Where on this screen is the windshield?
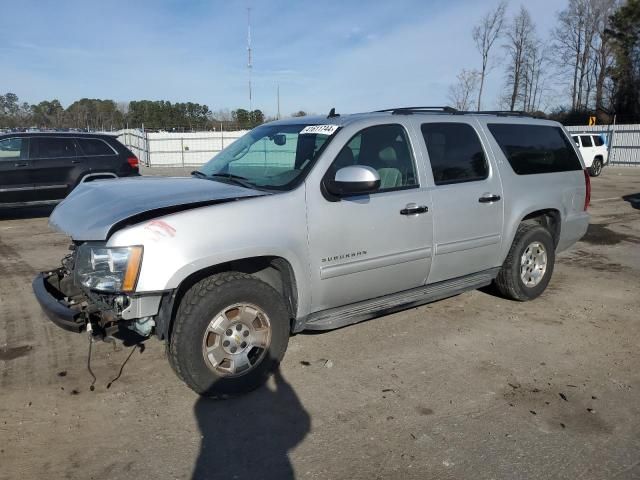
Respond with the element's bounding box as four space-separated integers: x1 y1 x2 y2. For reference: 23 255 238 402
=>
196 123 339 191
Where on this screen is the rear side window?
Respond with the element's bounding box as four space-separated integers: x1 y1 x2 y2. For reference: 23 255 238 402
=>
593 135 604 146
421 123 488 185
77 138 116 156
30 137 77 159
0 137 26 161
488 124 582 175
580 135 593 147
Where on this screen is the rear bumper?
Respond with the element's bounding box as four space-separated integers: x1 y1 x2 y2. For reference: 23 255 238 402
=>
32 273 86 333
557 212 590 252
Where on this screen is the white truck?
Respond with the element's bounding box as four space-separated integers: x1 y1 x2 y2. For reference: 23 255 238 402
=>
571 132 609 177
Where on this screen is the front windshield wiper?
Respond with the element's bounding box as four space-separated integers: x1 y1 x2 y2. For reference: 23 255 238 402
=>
208 173 256 189
191 170 208 178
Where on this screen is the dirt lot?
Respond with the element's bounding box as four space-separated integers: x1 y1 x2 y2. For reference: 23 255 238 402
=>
1 167 639 480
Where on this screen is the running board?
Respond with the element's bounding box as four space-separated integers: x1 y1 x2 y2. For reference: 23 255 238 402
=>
301 268 500 331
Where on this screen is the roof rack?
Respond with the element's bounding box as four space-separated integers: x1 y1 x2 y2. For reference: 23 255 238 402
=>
467 110 532 117
375 106 458 115
375 107 532 117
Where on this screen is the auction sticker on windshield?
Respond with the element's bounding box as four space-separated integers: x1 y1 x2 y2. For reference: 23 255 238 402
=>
300 125 340 135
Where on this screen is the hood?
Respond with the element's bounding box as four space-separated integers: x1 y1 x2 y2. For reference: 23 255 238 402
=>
49 176 266 240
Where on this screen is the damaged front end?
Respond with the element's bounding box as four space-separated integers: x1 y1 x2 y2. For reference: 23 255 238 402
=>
33 246 168 340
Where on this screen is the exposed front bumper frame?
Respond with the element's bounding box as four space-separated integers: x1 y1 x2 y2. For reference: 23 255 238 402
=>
33 270 169 337
32 272 87 333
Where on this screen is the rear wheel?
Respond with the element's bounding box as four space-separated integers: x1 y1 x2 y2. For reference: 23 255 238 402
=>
495 224 555 301
168 272 290 398
589 157 603 177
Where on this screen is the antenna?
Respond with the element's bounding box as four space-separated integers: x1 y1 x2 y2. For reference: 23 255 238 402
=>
247 7 253 112
277 84 280 120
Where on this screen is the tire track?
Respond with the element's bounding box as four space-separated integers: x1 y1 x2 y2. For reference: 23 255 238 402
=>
0 232 70 388
0 236 38 387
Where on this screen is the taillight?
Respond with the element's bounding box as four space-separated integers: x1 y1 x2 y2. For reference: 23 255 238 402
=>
583 168 591 211
127 156 139 169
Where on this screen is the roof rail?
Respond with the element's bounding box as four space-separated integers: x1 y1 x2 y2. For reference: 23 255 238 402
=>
375 107 533 117
375 106 458 115
467 110 532 117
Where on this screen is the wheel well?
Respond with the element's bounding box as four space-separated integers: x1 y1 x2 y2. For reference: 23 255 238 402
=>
81 173 118 182
521 209 561 247
161 256 298 341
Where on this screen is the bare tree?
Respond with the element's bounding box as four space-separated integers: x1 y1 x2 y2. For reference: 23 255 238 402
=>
513 35 550 113
448 69 481 110
592 0 618 114
473 1 507 111
211 109 233 122
117 101 129 115
504 6 536 111
552 0 604 110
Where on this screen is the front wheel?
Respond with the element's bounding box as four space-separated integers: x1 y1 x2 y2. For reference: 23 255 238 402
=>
168 272 290 398
495 224 555 301
589 158 603 177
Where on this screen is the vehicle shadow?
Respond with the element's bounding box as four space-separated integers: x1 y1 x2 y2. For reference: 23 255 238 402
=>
192 368 310 480
0 205 55 220
622 193 640 210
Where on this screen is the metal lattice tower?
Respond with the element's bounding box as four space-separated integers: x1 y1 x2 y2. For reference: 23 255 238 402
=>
247 7 253 112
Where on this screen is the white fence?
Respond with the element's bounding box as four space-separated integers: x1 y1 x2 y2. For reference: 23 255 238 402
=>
116 129 248 167
566 124 640 166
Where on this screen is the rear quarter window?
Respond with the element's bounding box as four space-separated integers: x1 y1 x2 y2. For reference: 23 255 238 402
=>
593 135 604 146
77 138 116 156
488 124 582 175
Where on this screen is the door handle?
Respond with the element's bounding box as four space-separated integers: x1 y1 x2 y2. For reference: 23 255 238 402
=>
478 194 501 203
71 160 81 164
400 204 428 215
14 162 28 167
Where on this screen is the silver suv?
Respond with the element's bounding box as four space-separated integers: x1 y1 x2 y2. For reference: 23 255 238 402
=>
33 107 590 397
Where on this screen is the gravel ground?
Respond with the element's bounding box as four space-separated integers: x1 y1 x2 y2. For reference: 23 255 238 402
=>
0 167 639 480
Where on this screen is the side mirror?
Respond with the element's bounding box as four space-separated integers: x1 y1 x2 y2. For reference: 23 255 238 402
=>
272 134 287 146
325 165 380 196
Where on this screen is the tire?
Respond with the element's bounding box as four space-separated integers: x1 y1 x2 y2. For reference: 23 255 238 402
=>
168 271 290 398
495 224 555 301
589 157 603 177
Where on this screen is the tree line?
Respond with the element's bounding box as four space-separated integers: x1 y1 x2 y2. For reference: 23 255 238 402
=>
0 95 270 131
448 0 640 123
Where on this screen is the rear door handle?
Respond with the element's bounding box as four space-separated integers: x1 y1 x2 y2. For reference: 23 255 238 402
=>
14 162 28 167
478 194 501 203
71 159 81 164
400 204 429 215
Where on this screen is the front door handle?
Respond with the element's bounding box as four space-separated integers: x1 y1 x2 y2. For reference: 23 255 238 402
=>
400 204 429 215
14 162 28 167
478 194 501 203
71 160 81 164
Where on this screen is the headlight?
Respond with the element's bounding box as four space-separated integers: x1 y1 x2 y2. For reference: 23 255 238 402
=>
74 244 143 293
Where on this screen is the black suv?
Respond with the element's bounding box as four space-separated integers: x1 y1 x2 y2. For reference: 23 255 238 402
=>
0 132 139 207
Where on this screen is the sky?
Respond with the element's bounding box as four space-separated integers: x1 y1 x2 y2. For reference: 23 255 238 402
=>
0 0 568 117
